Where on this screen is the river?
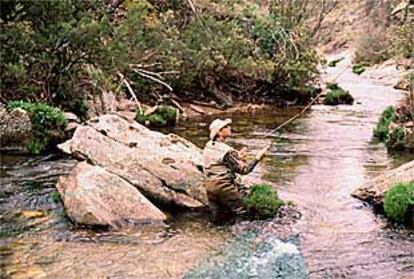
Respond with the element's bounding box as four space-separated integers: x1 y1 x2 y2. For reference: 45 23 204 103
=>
1 63 413 278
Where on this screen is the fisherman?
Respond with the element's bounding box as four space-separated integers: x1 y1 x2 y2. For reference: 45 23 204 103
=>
203 118 270 223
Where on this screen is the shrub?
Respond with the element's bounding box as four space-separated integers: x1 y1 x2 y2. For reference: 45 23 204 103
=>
135 105 177 127
7 101 67 154
373 106 396 142
352 63 367 75
243 184 284 219
324 85 354 106
383 182 414 223
386 127 405 151
326 82 340 90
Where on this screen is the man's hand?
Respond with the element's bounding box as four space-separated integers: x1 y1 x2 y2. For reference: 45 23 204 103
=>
255 143 271 161
238 147 248 160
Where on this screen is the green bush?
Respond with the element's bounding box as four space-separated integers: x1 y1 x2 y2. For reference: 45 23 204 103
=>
323 85 354 106
352 63 367 75
326 82 340 90
383 182 414 223
135 105 177 127
243 184 284 219
373 106 396 142
7 101 67 154
386 127 405 151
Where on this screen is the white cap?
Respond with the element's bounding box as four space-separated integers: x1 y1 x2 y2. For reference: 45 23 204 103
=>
209 118 232 140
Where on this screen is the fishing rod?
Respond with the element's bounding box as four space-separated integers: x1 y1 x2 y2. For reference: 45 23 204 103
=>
260 67 349 141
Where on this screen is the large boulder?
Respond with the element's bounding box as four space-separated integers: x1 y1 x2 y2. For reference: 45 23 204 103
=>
0 106 32 151
58 113 208 209
352 160 414 207
57 161 167 227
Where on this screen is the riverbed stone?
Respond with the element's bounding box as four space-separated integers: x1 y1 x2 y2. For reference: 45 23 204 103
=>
352 160 414 207
0 106 32 151
58 114 207 209
57 161 167 227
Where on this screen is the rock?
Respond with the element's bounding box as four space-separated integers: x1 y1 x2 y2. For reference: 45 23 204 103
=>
0 107 32 151
116 98 139 111
63 112 80 123
58 114 207 209
57 162 167 227
393 77 411 91
86 90 118 118
64 122 80 132
352 160 414 207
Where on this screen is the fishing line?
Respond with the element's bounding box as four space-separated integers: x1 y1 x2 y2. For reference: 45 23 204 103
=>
260 67 349 141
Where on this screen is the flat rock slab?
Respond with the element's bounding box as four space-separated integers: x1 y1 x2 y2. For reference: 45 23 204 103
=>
184 231 308 279
352 160 414 206
58 114 207 209
57 162 167 227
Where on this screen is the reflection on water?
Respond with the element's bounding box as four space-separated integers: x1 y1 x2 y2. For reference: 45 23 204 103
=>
1 66 414 278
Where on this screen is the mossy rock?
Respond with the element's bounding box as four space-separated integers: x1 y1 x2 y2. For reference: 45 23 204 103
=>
243 184 284 219
136 105 177 127
323 85 354 106
383 182 414 224
7 101 67 154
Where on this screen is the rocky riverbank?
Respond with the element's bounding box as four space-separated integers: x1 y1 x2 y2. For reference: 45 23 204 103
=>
56 113 210 227
352 160 414 208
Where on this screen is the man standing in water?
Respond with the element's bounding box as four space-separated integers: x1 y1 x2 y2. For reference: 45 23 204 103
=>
203 118 270 223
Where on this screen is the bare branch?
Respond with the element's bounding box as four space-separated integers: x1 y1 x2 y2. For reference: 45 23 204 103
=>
117 72 143 114
132 69 173 92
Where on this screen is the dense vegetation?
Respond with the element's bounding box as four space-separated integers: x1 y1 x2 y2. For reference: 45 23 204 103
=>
0 0 327 115
373 106 396 142
136 105 177 127
374 73 414 151
323 82 354 106
383 182 414 223
243 184 284 219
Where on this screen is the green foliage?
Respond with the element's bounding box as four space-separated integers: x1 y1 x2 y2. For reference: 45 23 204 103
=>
323 85 354 106
328 57 344 67
373 106 396 142
383 182 414 223
326 82 340 90
7 101 67 153
135 105 177 127
27 139 44 155
51 191 62 203
243 184 284 219
386 127 405 151
0 0 320 110
352 63 367 75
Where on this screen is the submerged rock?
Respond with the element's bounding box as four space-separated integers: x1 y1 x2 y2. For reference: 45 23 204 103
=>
352 160 414 207
57 162 167 227
58 114 207 209
184 231 308 279
0 106 32 151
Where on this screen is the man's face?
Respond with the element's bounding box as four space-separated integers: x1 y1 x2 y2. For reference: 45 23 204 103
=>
218 125 232 138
